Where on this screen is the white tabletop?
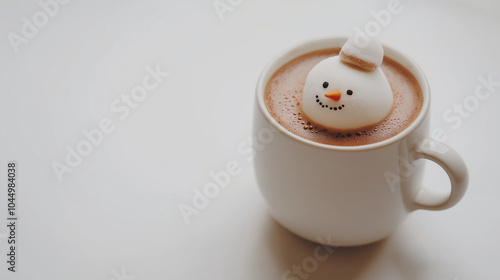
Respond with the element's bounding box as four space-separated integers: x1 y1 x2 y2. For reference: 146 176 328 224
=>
1 0 499 279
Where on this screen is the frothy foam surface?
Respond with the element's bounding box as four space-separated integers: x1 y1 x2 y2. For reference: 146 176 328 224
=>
264 48 423 146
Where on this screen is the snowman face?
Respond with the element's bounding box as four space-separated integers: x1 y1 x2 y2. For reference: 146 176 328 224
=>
302 56 393 130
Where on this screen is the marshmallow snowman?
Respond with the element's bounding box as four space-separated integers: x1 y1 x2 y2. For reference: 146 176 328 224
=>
302 37 393 130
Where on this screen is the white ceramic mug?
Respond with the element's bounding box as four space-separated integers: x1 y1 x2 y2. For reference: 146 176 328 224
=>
252 37 469 246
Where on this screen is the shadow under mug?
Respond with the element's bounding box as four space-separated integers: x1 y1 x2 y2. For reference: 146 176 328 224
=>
252 37 468 246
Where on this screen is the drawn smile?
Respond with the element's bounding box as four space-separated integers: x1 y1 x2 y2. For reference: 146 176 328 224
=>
315 95 345 111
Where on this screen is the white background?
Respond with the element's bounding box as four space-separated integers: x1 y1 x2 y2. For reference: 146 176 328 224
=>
1 0 500 279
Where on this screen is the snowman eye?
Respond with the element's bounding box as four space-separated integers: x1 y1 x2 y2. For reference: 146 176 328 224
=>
322 82 329 88
347 89 353 95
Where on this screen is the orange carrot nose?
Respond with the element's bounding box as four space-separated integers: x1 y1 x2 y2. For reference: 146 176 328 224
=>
324 90 341 101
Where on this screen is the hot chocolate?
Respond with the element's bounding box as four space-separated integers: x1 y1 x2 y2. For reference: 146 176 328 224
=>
264 48 423 146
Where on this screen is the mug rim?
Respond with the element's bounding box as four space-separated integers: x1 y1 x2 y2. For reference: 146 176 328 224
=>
255 36 430 152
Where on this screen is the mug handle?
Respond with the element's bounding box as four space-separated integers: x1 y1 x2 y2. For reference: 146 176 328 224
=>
410 138 469 210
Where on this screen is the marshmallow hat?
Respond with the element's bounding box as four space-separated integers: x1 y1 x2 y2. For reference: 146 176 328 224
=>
302 36 393 130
